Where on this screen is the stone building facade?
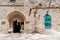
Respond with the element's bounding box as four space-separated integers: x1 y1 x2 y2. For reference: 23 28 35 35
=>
0 0 60 33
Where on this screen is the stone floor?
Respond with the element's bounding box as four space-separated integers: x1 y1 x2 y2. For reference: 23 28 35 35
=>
0 29 60 40
0 33 60 40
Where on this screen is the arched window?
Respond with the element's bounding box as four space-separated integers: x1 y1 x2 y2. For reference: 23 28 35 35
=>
44 14 51 29
10 0 16 2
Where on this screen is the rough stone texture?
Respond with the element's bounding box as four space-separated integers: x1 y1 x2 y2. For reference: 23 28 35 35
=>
0 0 60 33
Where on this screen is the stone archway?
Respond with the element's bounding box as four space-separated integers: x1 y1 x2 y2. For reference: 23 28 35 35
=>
7 11 26 33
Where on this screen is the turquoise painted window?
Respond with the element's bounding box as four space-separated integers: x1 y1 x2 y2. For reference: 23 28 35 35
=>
44 14 51 29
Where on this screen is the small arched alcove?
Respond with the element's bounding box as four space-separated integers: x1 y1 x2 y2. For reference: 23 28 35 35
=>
7 11 26 33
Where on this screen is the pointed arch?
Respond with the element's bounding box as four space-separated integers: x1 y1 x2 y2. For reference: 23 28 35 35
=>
7 11 26 33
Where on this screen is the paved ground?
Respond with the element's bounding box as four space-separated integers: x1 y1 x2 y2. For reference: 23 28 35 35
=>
0 33 60 40
0 29 60 40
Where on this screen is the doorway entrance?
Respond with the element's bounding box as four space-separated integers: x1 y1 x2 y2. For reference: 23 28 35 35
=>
13 20 21 33
8 11 25 33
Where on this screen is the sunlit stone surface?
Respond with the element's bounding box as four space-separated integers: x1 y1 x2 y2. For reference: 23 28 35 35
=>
0 0 60 36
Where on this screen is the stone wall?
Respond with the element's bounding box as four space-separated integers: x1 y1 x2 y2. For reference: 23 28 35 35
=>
0 0 60 33
0 0 24 5
31 9 60 32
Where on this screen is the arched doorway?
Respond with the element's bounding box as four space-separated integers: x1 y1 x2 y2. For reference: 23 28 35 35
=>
7 11 26 33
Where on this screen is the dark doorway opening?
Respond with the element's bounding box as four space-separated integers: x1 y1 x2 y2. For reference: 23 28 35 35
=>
13 20 21 33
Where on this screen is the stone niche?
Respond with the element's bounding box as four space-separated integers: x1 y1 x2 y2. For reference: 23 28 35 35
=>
26 21 30 24
1 21 6 25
